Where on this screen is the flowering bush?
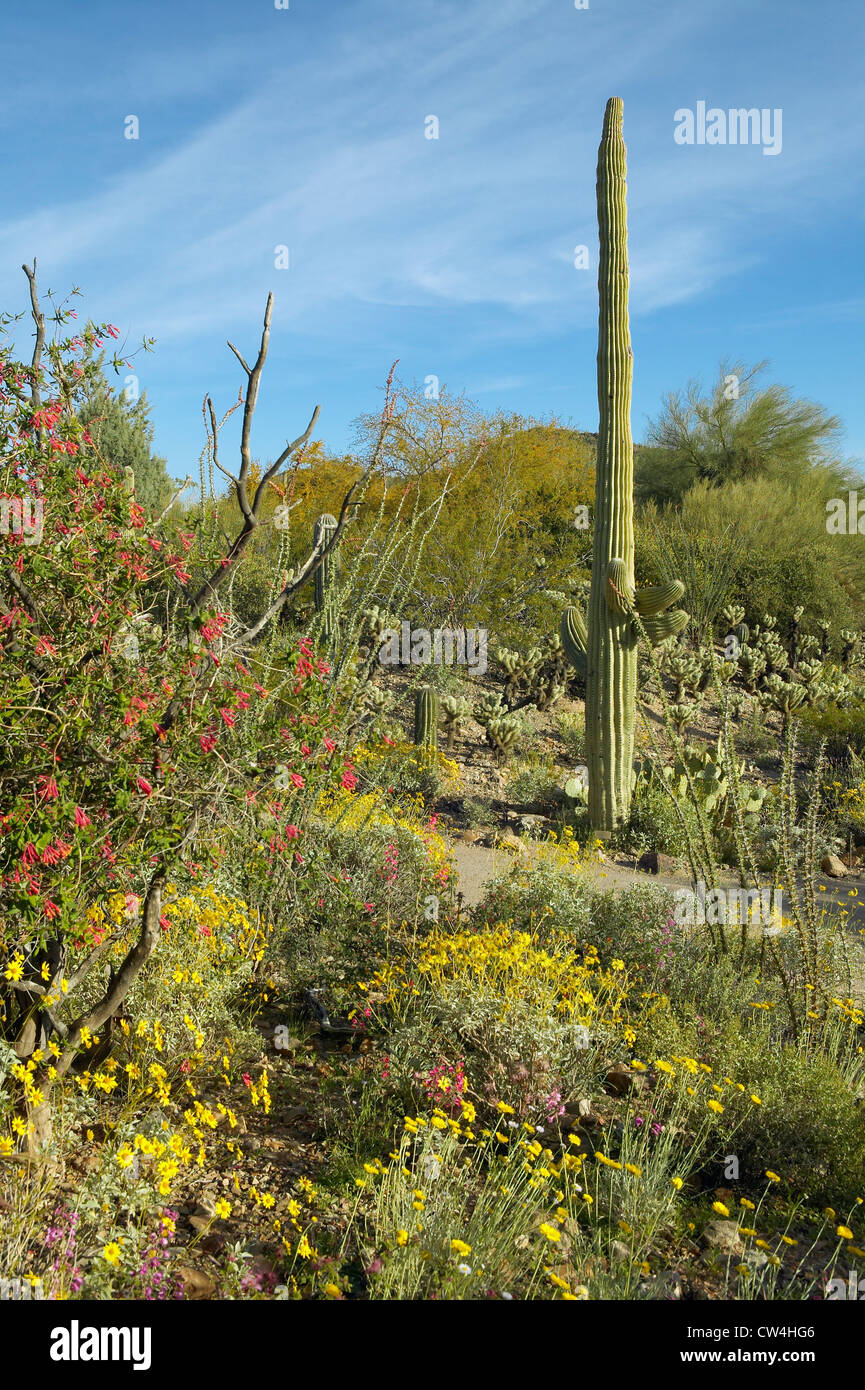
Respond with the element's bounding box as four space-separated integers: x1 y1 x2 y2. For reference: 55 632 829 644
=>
0 271 361 1148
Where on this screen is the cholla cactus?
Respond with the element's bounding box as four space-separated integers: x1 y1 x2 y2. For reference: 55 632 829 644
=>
485 712 521 763
738 644 767 692
474 694 520 762
759 674 806 731
668 701 700 738
361 605 389 644
475 691 506 724
667 652 704 702
362 684 390 717
819 619 831 659
441 695 471 751
722 603 745 629
494 646 541 705
839 629 859 668
788 605 804 669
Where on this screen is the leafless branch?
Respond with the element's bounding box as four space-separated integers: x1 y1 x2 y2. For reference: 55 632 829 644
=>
182 296 321 622
154 477 195 528
228 476 363 650
54 870 166 1080
22 262 45 414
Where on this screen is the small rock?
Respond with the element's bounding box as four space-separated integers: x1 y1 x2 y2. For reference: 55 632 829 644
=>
637 849 678 875
821 854 847 878
643 1269 684 1300
701 1220 744 1255
637 849 660 874
605 1064 636 1095
516 814 548 837
177 1266 217 1299
496 830 527 856
741 1248 769 1271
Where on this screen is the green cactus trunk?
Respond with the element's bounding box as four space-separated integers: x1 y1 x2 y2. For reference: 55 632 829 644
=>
414 686 439 754
586 98 637 831
313 513 339 642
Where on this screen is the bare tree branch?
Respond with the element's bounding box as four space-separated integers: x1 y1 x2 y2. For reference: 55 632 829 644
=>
22 261 45 414
228 476 362 651
54 869 166 1080
181 296 321 622
154 477 195 528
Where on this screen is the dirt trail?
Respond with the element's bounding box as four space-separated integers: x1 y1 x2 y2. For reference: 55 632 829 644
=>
450 839 686 908
450 838 865 938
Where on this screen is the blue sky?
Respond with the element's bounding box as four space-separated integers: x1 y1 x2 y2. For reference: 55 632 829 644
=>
2 0 863 481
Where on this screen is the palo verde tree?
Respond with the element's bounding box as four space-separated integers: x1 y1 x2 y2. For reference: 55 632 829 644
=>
639 359 845 506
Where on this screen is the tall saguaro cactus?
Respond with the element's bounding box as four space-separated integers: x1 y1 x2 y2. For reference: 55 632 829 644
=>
585 96 638 830
560 99 689 829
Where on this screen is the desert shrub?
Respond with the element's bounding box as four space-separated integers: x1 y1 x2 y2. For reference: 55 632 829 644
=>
553 709 587 763
358 916 633 1123
709 1024 865 1208
799 701 865 769
279 787 455 991
505 753 564 812
353 740 460 806
623 780 705 859
475 858 679 976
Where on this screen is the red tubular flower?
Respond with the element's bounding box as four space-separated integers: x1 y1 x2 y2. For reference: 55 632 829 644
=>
135 777 153 796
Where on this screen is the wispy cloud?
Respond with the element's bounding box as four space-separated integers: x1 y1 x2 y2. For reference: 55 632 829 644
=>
1 0 862 457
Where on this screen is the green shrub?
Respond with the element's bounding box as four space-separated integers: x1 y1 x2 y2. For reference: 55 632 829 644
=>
623 780 704 859
475 860 679 974
505 754 564 812
713 1026 865 1208
799 700 865 767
